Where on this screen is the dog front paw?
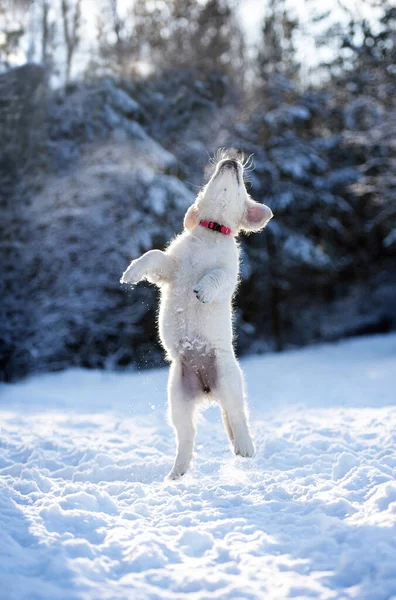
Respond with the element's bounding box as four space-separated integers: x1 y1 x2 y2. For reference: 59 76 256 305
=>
193 282 216 304
120 260 145 284
234 436 255 458
167 467 186 480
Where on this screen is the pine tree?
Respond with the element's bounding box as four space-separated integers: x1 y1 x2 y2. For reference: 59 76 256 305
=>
233 1 365 350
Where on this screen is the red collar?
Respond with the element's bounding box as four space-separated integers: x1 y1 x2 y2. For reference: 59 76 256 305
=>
199 220 232 236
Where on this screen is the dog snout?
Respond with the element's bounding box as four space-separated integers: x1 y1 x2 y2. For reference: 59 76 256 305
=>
220 159 239 170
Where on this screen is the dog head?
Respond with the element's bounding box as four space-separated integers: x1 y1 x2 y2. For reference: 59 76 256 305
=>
184 153 273 235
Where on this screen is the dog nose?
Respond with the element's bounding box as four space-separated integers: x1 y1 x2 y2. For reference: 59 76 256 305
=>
221 159 238 169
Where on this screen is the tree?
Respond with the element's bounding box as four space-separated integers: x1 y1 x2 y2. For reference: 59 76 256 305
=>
40 1 54 67
61 0 82 84
0 1 25 70
94 0 245 81
91 0 140 79
321 1 396 268
256 0 299 84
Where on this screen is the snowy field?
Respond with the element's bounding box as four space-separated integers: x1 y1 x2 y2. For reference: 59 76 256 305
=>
1 334 396 600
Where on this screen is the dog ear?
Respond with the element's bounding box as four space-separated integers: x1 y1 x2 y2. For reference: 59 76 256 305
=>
184 204 199 230
240 197 273 233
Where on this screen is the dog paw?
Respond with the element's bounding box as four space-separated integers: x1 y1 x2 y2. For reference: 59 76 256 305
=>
167 468 186 480
193 282 215 304
120 260 145 285
234 437 255 458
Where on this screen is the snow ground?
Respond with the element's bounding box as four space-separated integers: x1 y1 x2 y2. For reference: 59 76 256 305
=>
1 334 396 600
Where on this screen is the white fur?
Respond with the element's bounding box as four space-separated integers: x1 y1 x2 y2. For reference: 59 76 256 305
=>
121 155 273 479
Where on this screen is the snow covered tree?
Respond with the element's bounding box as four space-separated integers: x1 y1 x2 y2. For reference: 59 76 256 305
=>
1 1 395 380
328 2 396 256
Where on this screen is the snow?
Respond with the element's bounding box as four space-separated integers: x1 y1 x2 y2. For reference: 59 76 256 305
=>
1 334 396 600
270 222 332 270
384 229 396 249
265 104 311 127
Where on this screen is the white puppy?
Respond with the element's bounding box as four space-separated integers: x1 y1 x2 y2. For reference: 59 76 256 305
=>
121 153 273 479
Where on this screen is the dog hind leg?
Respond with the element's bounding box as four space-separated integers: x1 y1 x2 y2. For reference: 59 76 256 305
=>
221 409 234 443
168 360 199 479
216 355 254 458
